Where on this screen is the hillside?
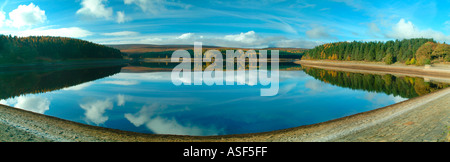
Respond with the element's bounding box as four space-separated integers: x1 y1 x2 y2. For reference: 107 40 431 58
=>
0 35 124 64
108 44 307 60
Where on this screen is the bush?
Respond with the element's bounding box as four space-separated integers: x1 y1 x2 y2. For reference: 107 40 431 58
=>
405 58 416 65
416 58 430 66
424 58 431 65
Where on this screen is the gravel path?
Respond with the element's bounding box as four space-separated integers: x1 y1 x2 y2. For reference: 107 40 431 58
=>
334 88 450 142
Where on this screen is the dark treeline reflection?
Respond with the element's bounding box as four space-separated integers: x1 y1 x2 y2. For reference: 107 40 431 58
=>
302 66 450 98
0 65 123 99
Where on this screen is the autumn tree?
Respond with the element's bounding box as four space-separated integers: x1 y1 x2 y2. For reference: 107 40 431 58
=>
415 42 436 65
431 43 449 61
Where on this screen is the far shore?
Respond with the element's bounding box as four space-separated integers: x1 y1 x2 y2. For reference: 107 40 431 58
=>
0 59 449 142
138 58 296 62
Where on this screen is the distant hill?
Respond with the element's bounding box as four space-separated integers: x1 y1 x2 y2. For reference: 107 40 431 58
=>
107 44 307 60
0 35 124 64
107 44 225 53
107 44 308 53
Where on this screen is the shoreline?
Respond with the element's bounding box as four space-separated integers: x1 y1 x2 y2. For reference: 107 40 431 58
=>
0 60 449 142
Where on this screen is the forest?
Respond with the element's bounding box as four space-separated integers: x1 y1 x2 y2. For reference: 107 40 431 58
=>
0 35 124 64
303 38 450 65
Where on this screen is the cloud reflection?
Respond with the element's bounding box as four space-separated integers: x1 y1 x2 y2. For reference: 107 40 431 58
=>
0 95 50 114
62 81 94 91
363 92 407 108
124 103 224 136
117 94 126 106
79 98 113 125
101 80 140 86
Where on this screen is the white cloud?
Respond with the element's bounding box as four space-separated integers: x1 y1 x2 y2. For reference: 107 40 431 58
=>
368 23 381 33
102 31 139 37
7 3 46 28
124 0 166 14
274 39 323 48
76 0 113 19
224 31 259 44
445 21 450 31
0 11 5 27
289 3 315 9
331 0 363 10
306 26 331 39
18 27 93 38
124 0 190 15
79 98 114 125
386 19 450 42
177 33 194 39
116 11 126 24
93 31 321 48
0 95 50 114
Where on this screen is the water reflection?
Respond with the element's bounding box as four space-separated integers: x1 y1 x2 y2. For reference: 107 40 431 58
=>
124 103 225 136
79 97 114 125
0 62 448 136
0 95 50 114
302 67 450 98
0 65 123 100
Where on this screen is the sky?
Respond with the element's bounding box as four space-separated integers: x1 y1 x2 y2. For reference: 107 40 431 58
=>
0 0 449 48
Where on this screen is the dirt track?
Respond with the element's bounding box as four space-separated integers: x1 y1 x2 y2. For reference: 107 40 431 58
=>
1 60 449 142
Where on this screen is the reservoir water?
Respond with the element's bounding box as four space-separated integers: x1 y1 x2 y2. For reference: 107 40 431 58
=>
0 62 448 136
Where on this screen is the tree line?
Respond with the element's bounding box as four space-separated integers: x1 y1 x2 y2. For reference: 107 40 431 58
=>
0 35 124 64
128 49 304 60
303 38 450 65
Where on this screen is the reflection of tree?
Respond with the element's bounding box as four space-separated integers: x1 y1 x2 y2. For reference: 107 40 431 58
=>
413 79 432 96
302 67 449 98
0 65 123 100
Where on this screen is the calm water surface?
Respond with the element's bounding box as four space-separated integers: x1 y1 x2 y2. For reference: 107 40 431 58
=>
0 63 448 136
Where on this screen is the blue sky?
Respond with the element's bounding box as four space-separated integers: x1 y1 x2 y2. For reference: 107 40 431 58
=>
0 0 449 48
